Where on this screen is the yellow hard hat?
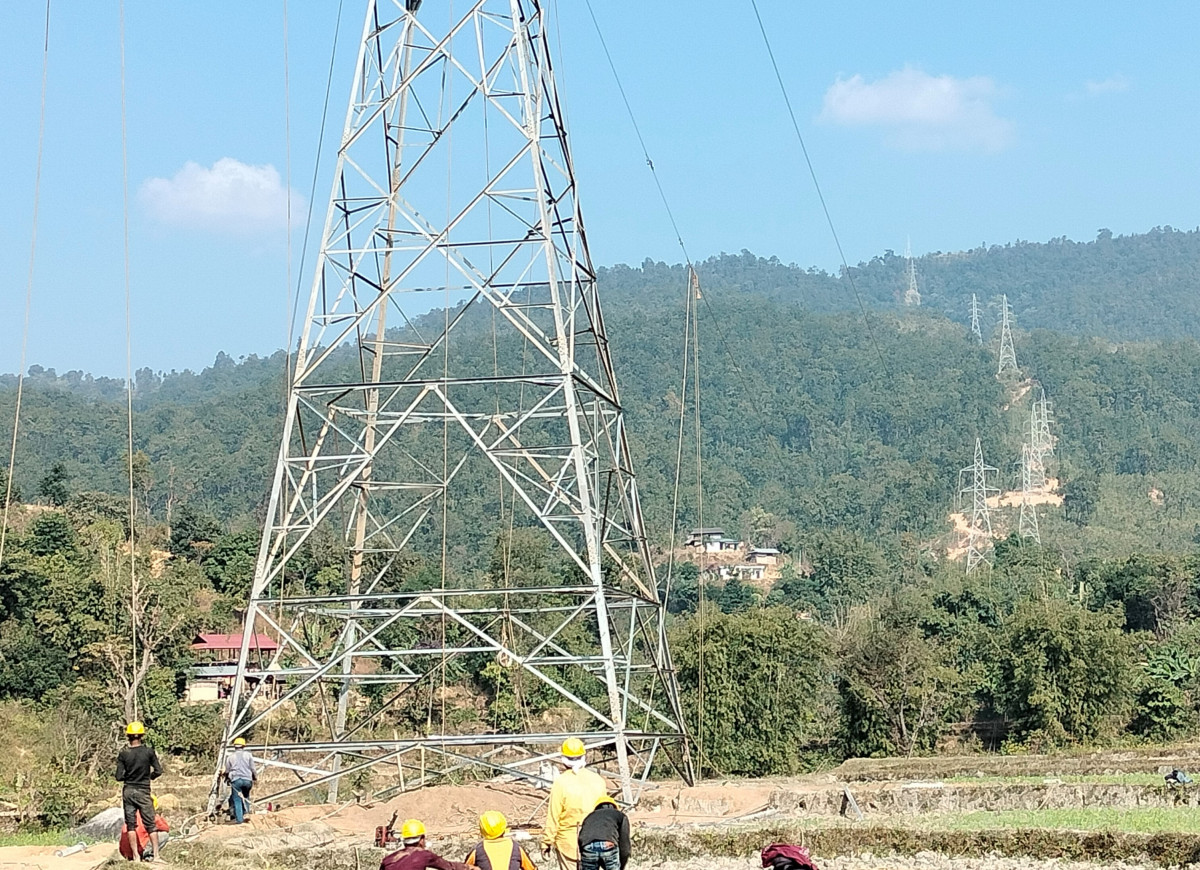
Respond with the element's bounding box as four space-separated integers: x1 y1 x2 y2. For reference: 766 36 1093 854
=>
594 795 618 809
400 819 426 843
561 737 586 758
233 737 247 747
478 810 507 840
126 721 145 736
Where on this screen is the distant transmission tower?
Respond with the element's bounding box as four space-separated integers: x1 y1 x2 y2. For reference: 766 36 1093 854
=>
215 0 692 809
969 294 983 343
959 438 999 573
903 239 921 306
1018 443 1041 544
1033 387 1054 460
996 294 1018 375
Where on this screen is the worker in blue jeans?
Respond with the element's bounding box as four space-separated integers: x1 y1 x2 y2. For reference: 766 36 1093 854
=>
576 796 629 870
223 737 257 824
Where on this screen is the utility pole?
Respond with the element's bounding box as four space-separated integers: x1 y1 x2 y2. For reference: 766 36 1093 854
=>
969 294 983 343
213 0 692 811
903 239 921 306
996 294 1018 375
1019 443 1041 544
959 438 998 573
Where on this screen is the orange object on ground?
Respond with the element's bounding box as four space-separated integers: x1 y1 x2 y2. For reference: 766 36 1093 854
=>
118 815 169 861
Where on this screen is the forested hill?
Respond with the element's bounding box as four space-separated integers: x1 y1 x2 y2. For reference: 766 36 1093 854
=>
604 226 1200 341
6 251 1200 563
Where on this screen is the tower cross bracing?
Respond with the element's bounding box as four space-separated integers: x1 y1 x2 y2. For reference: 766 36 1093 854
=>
215 0 692 809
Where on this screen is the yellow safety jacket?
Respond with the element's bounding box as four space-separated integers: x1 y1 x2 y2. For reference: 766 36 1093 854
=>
541 767 608 860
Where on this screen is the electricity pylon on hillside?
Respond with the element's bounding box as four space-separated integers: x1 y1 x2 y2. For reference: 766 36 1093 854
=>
1018 443 1041 544
996 294 1018 375
959 438 999 573
1033 387 1054 460
969 294 983 343
1026 401 1047 490
903 239 921 306
214 0 692 810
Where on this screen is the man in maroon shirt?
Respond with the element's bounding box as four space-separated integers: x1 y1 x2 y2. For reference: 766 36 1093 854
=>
380 819 470 870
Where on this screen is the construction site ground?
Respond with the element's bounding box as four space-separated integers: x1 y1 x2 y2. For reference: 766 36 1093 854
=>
16 744 1200 870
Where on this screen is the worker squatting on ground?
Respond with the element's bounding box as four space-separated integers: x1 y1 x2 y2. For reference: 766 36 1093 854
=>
541 738 609 870
115 721 164 863
576 796 630 870
464 811 536 870
119 796 170 862
379 819 470 870
222 737 257 824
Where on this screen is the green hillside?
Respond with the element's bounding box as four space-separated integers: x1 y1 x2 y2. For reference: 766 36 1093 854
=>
6 228 1200 816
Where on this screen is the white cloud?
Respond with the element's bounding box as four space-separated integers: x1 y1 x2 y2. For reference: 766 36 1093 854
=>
1084 74 1130 95
140 158 301 233
820 67 1012 153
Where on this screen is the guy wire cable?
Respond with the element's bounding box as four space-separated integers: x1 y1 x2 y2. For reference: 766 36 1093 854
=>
0 0 53 571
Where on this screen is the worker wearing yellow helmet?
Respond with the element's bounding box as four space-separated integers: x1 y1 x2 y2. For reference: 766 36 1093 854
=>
222 736 257 824
380 819 469 870
115 721 163 863
464 811 536 870
540 738 608 870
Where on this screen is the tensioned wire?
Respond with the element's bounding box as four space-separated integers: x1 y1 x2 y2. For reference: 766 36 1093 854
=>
0 0 52 571
119 0 141 719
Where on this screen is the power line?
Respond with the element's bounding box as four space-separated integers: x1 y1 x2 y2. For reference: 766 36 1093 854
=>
0 0 53 570
746 0 885 368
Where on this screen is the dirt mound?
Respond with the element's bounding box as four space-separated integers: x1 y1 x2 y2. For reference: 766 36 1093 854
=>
223 783 551 839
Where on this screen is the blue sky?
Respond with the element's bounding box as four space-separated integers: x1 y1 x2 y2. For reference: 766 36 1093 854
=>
1 1 1197 376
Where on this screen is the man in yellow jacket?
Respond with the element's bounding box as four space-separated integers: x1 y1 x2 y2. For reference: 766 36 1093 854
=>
541 738 608 870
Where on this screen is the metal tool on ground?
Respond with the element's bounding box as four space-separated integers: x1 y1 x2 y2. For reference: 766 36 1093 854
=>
375 811 401 848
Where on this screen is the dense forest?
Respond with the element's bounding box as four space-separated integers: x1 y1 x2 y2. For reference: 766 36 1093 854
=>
5 226 1200 822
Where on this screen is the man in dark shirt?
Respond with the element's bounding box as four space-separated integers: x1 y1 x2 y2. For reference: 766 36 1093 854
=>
576 796 630 870
380 819 469 870
115 721 164 863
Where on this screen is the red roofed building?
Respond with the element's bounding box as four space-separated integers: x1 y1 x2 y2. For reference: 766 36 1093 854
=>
185 633 282 703
192 633 280 653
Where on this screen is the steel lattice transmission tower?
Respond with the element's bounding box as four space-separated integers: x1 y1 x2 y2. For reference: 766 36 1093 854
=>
216 0 693 808
903 239 921 306
1033 387 1054 461
996 294 1018 374
958 438 999 573
1018 443 1041 544
969 294 983 343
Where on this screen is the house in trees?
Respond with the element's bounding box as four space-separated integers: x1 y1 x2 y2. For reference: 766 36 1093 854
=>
185 632 281 703
746 547 780 566
685 527 743 553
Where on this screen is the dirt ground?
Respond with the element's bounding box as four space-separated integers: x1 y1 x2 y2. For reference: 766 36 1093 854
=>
0 844 115 870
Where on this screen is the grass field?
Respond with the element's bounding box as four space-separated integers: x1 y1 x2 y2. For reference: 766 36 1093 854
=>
943 773 1167 786
0 829 89 847
915 807 1200 834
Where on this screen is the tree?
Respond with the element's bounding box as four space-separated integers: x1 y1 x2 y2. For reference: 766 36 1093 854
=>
838 603 962 757
39 462 70 507
1063 474 1100 527
717 576 756 613
993 600 1136 745
168 504 222 561
26 512 77 557
671 606 833 776
0 467 20 506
